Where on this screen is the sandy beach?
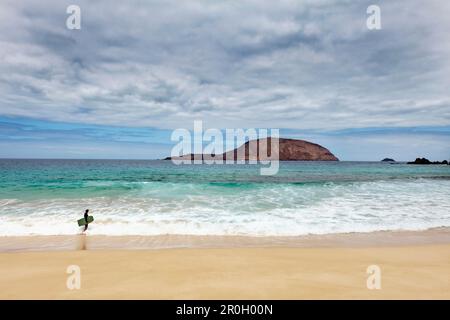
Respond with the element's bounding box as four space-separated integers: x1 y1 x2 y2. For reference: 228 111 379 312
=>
1 229 449 299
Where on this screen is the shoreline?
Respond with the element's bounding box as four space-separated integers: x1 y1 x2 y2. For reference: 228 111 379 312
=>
1 227 449 252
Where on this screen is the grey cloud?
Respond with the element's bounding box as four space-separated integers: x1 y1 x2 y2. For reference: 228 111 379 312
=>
0 0 449 130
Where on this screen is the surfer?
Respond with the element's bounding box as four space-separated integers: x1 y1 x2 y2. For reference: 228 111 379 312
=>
83 209 90 232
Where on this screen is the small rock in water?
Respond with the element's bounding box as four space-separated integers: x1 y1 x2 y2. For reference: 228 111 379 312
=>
407 157 449 165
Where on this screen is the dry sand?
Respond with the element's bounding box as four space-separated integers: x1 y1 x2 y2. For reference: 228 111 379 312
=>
0 232 449 299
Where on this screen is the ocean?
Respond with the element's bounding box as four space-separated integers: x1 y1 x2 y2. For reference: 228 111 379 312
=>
0 159 449 236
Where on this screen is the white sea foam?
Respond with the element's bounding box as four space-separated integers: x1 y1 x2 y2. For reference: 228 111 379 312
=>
0 179 449 236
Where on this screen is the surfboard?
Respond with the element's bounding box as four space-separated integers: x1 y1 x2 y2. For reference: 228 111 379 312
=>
77 215 94 226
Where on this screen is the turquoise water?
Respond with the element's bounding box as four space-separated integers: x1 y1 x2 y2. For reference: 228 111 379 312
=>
0 159 449 235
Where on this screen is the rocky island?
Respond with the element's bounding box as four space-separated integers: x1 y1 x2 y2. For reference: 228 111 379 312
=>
407 158 449 165
166 138 339 161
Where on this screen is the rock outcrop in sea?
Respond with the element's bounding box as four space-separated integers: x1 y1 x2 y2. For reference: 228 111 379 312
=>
166 138 339 161
407 158 449 165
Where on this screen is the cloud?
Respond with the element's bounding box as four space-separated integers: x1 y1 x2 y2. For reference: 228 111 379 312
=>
0 116 173 159
0 0 449 131
0 116 448 160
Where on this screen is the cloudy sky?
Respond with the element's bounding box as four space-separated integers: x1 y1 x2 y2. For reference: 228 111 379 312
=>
0 0 449 160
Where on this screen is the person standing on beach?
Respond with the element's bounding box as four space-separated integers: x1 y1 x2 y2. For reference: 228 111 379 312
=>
83 209 90 232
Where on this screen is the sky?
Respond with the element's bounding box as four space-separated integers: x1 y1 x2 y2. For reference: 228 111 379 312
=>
0 0 449 160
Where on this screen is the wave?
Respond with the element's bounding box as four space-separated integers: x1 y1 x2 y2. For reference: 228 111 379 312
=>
1 178 449 236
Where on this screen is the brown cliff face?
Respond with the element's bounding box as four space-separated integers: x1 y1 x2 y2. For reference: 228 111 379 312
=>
263 138 338 161
167 138 338 161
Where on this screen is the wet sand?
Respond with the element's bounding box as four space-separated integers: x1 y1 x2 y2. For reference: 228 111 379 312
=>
1 227 449 252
